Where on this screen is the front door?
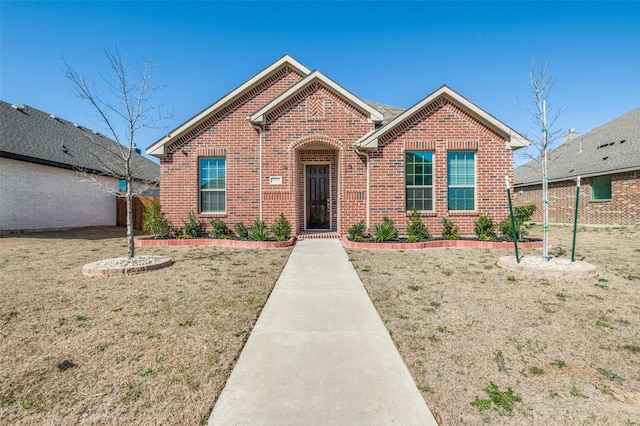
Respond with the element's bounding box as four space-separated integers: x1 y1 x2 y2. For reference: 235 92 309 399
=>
306 164 330 229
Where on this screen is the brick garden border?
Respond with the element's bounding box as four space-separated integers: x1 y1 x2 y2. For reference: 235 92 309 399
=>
135 236 297 249
341 236 543 250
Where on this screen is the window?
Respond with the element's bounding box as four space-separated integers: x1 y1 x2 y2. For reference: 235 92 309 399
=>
200 158 226 213
447 151 475 210
405 151 433 211
119 180 127 193
592 175 611 200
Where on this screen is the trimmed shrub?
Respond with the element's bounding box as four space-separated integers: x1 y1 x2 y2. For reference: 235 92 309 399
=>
347 221 366 240
209 218 230 239
235 222 248 239
500 205 536 241
270 213 292 242
474 215 496 241
182 212 205 238
441 217 460 240
142 199 170 239
406 207 429 242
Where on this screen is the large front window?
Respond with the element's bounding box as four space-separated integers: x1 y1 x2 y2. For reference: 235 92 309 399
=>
447 151 475 210
200 158 226 213
405 151 433 211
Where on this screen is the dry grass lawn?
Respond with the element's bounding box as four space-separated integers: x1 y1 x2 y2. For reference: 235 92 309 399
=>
348 225 640 425
0 227 291 425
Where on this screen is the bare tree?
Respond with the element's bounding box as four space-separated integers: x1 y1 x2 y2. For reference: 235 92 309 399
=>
63 47 171 258
518 60 566 261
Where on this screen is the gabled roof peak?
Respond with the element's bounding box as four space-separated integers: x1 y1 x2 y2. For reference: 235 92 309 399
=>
355 85 529 150
249 70 383 125
147 55 311 157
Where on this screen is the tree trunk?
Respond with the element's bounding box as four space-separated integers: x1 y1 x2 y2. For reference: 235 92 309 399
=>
126 181 135 258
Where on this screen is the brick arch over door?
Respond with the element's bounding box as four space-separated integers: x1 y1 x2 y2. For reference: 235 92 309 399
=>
292 136 342 234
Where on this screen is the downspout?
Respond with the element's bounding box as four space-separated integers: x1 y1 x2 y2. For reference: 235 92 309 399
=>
353 145 370 231
249 121 263 220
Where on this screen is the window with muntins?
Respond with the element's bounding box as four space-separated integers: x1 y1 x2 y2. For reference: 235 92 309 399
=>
447 151 475 210
405 151 433 211
592 175 612 200
200 158 226 213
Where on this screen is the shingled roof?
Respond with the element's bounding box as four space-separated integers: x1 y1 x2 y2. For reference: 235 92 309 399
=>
0 100 159 183
515 107 640 186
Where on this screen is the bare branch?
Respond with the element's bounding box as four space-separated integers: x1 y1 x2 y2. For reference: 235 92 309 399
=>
63 47 171 258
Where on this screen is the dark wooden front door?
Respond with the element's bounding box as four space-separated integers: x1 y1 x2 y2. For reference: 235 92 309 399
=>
306 165 330 229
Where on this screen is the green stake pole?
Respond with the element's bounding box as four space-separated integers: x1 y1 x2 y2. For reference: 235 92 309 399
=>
506 177 520 263
571 176 581 262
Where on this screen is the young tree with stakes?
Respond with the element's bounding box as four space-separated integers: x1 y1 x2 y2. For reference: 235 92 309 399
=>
64 47 171 258
519 60 566 261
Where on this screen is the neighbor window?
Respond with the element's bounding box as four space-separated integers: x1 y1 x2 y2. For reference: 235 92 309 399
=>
592 175 612 200
447 151 475 210
405 151 433 211
200 158 226 213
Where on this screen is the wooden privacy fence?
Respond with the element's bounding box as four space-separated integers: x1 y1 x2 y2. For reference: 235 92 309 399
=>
116 195 157 230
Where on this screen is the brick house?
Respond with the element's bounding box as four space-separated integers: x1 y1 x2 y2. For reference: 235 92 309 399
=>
0 101 159 234
514 107 640 226
147 55 529 236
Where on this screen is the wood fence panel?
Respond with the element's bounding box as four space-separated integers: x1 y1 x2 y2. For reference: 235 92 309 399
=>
116 196 158 230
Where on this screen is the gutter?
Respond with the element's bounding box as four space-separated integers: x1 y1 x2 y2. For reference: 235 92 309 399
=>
353 145 371 231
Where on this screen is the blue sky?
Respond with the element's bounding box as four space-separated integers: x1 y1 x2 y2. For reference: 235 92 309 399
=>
2 1 639 165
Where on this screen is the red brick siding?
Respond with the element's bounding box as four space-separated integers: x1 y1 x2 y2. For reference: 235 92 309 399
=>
159 67 304 232
369 99 514 235
515 171 640 225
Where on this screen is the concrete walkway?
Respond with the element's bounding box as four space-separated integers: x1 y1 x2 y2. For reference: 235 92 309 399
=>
209 239 438 425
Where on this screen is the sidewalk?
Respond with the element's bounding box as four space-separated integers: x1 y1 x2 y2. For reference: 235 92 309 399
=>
209 239 438 425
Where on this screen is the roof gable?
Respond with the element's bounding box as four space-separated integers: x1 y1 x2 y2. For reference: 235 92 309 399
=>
0 100 159 183
147 54 311 157
355 85 529 150
515 107 640 185
249 70 383 125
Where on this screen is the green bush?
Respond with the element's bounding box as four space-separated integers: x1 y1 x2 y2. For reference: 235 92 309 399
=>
499 205 536 241
235 222 248 239
373 216 397 242
182 211 204 238
270 213 292 242
347 221 367 240
209 218 230 239
249 218 269 241
406 207 429 242
142 199 170 239
441 217 460 240
474 215 496 241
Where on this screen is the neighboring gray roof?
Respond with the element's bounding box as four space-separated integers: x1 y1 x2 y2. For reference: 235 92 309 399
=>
0 100 159 183
515 107 640 186
363 100 405 125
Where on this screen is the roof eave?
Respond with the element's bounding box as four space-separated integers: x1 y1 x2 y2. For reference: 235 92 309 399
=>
146 54 311 157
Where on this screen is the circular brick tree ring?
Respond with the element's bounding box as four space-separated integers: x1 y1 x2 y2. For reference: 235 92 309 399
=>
496 256 598 280
82 256 173 277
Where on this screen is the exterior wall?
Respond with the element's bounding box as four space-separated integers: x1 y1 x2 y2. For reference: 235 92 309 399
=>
0 158 116 233
515 171 640 226
261 85 374 234
159 67 304 232
368 99 514 235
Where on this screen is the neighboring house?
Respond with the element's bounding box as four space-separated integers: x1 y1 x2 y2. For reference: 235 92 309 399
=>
514 108 640 226
0 101 159 234
147 55 529 236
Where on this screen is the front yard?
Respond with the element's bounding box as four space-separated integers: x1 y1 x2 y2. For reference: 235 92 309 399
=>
1 225 639 425
348 225 640 425
0 228 291 425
